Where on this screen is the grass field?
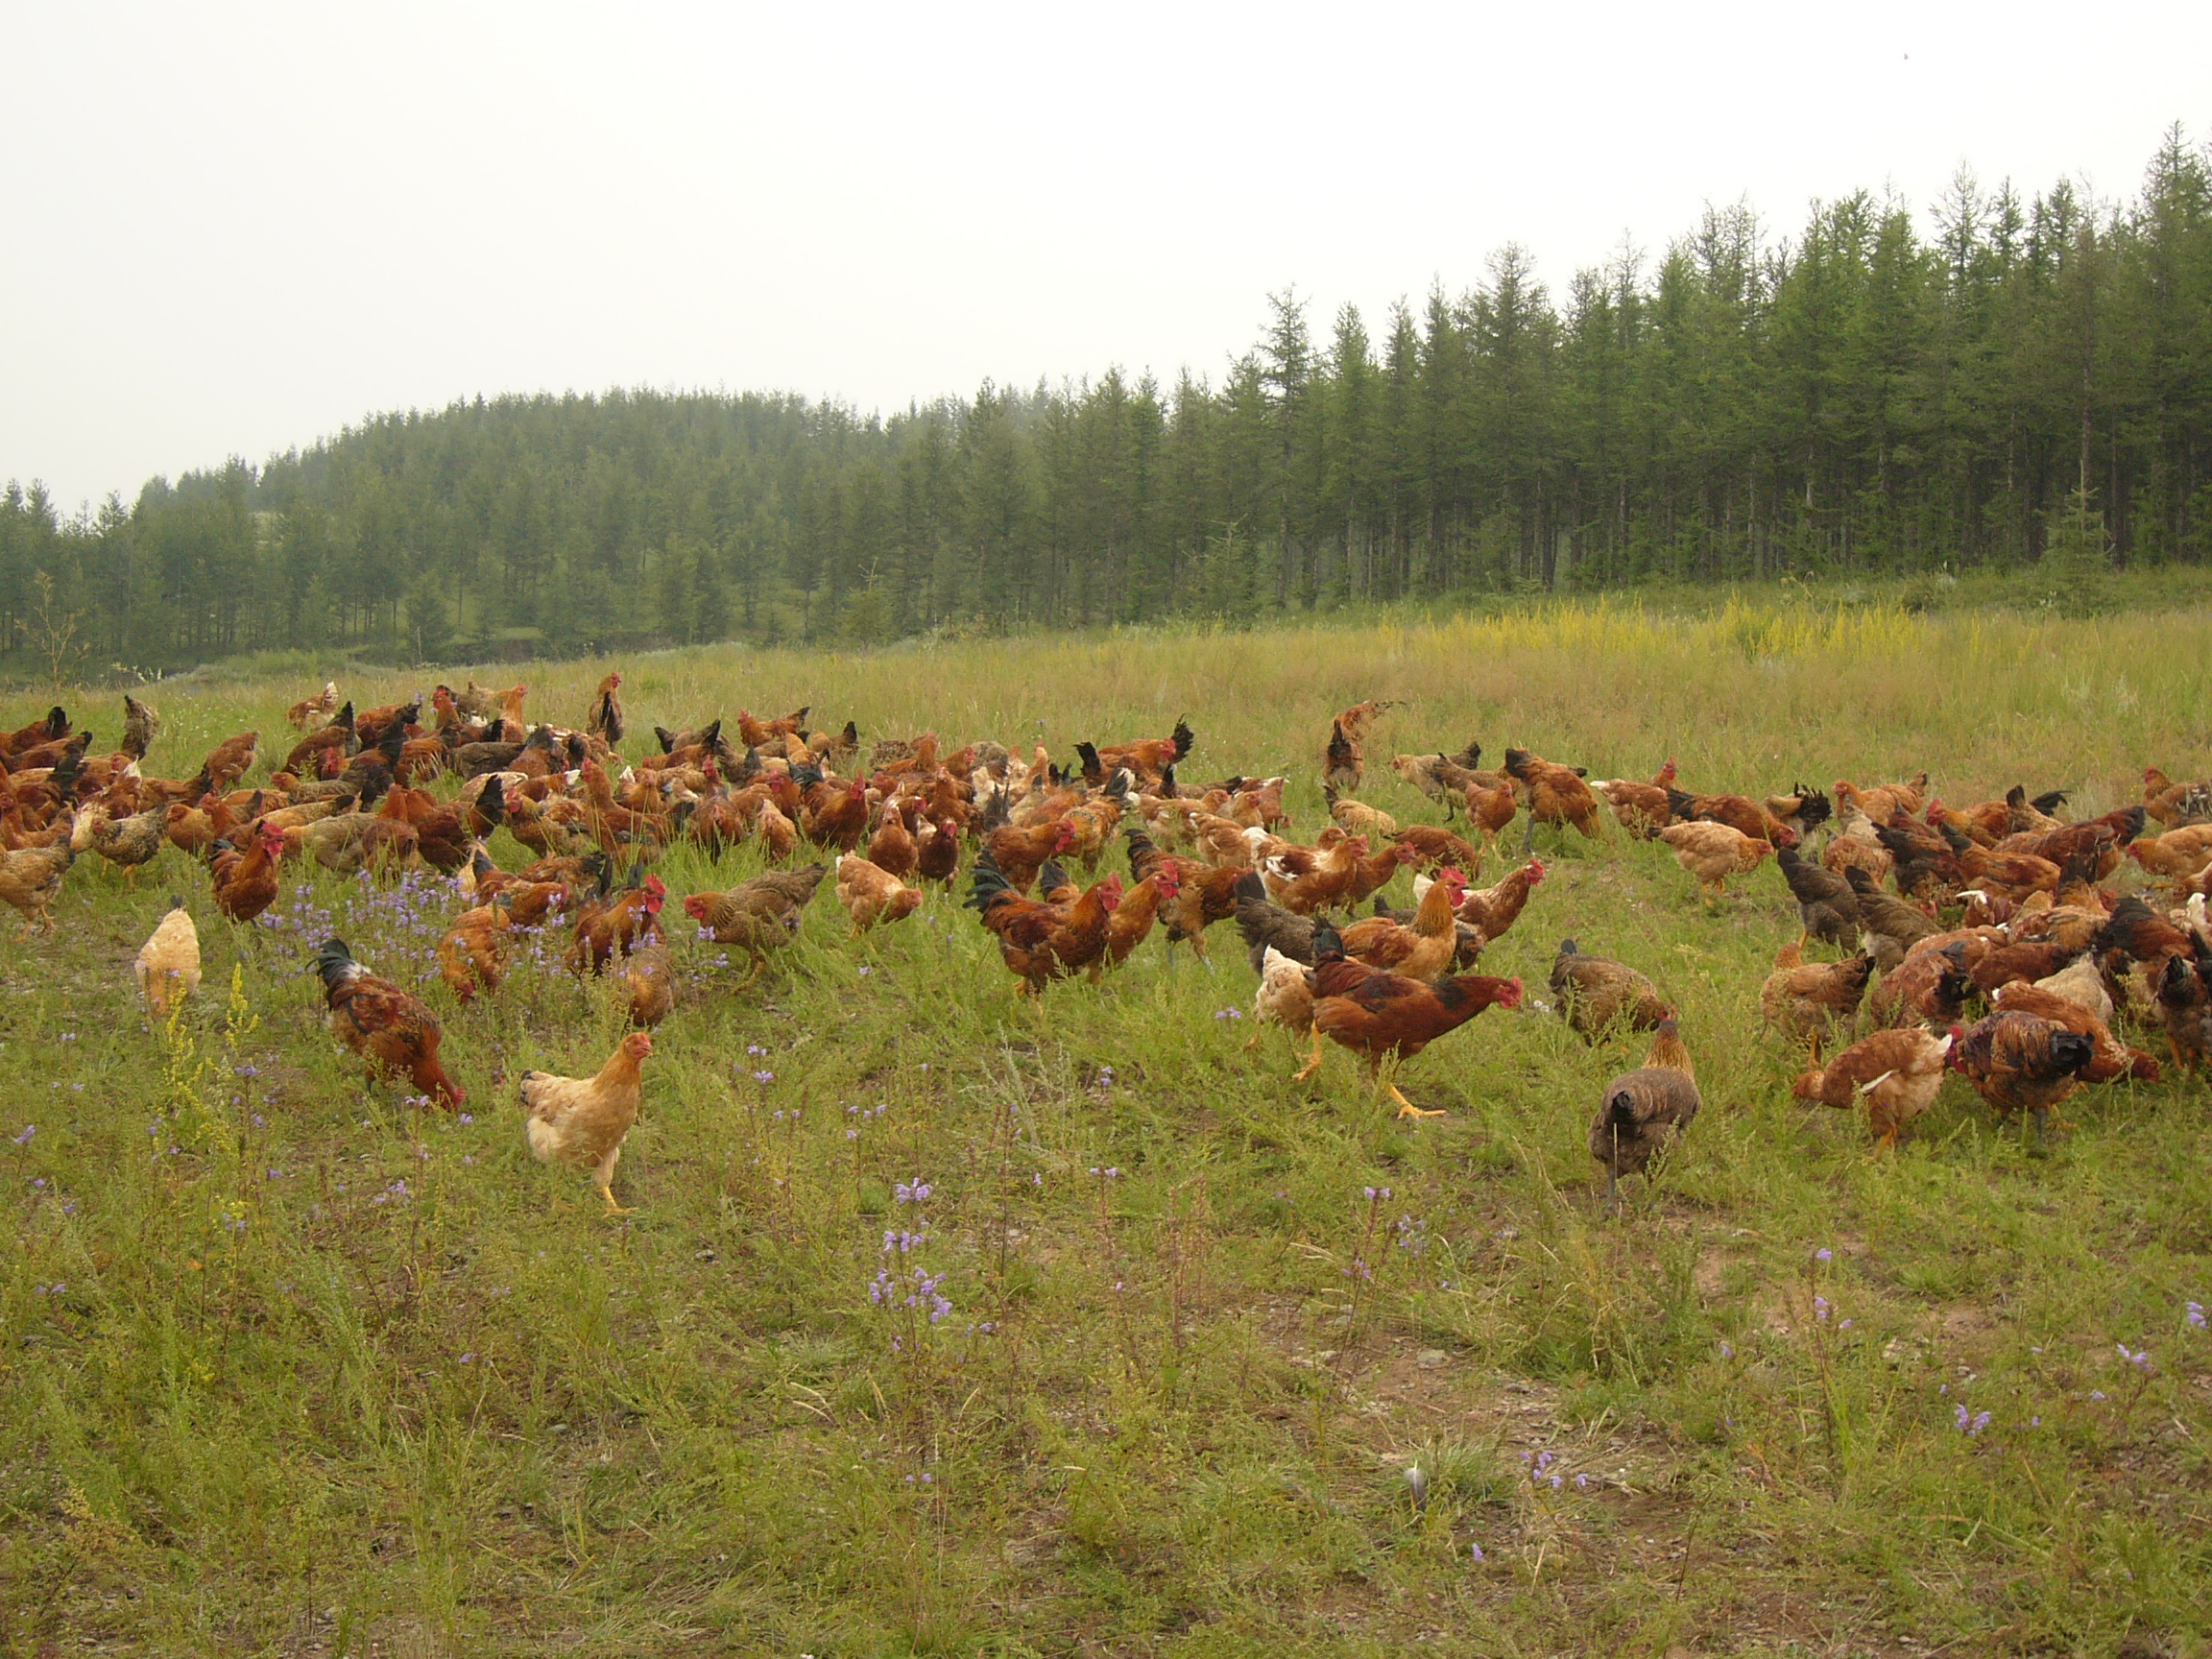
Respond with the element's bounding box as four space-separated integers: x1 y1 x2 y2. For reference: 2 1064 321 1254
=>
6 594 2212 1656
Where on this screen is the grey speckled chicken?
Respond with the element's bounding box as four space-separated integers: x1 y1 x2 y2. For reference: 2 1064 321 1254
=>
1589 1020 1701 1208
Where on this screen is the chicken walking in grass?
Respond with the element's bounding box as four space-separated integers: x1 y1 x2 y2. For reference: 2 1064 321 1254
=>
316 937 465 1108
834 854 924 935
1550 939 1671 1041
0 836 76 935
522 1032 653 1214
685 866 829 985
1759 942 1875 1061
1791 1027 1954 1150
1948 1011 2097 1146
1659 820 1772 902
1307 918 1523 1118
134 898 201 1019
1249 943 1317 1067
1588 1018 1700 1211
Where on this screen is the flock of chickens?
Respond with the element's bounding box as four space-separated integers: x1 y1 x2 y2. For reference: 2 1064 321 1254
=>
5 680 2212 1214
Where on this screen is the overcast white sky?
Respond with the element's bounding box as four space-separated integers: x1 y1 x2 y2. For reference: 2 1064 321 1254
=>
5 2 2208 513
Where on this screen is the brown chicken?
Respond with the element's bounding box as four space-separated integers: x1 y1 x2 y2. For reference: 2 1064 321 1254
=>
735 706 810 749
1864 940 1975 1029
684 865 827 983
1760 943 1875 1057
964 851 1119 994
1659 821 1772 902
1593 760 1678 837
618 943 675 1028
352 701 420 749
1306 918 1524 1117
522 1032 652 1213
1325 785 1396 838
1454 857 1547 943
1948 1012 2097 1142
286 682 340 731
1589 1019 1700 1206
1834 774 1929 827
587 672 625 746
798 772 871 852
2127 825 2212 881
1101 863 1175 970
1322 718 1363 794
865 801 920 878
199 730 260 791
1260 831 1369 915
1874 815 1963 899
2094 893 2195 974
209 826 287 924
566 873 667 974
1550 939 1671 1041
379 780 499 873
291 809 417 878
1938 824 2061 902
1391 739 1487 809
317 937 464 1106
1791 1027 1954 1149
76 803 166 886
1968 937 2084 998
1390 823 1483 875
2152 947 2212 1072
2003 807 2145 883
1094 717 1193 781
1342 838 1421 909
1334 867 1469 979
834 854 924 935
2143 766 2212 830
1666 788 1795 847
282 705 356 776
437 901 515 1002
916 814 961 886
985 815 1077 896
1990 982 2158 1083
1503 747 1601 849
1926 794 2013 848
1150 856 1247 955
1843 866 1937 972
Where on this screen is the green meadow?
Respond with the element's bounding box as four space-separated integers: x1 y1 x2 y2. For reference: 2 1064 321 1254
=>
5 590 2212 1656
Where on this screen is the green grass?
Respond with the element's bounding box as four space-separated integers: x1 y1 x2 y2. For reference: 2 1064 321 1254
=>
6 593 2212 1655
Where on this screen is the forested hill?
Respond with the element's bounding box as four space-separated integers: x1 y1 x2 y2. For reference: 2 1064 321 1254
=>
7 130 2211 672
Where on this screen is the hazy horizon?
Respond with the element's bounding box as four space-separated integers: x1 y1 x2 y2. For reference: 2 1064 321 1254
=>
7 1 2209 514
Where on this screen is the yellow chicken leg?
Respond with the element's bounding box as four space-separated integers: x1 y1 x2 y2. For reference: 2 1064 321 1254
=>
1377 1063 1445 1119
595 1149 635 1216
1387 1083 1445 1119
1291 1029 1325 1081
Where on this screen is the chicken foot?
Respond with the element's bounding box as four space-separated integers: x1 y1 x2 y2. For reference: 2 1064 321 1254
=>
595 1147 635 1216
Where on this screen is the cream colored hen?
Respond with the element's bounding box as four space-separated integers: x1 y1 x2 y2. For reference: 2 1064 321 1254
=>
1658 821 1771 901
521 1032 653 1215
834 854 924 935
134 898 202 1018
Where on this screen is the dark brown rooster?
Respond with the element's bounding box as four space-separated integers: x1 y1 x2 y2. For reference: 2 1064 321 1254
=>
1949 1012 2097 1143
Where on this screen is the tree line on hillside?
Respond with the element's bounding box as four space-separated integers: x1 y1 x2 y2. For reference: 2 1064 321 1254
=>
5 127 2210 672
